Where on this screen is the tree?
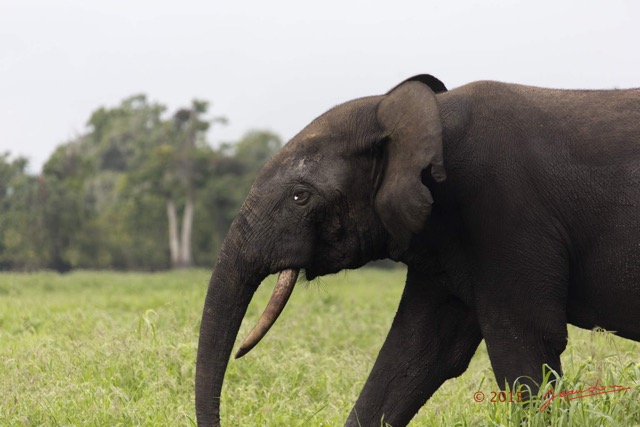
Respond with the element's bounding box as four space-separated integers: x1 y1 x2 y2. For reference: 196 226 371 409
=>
233 130 283 172
37 95 171 270
129 100 226 268
166 101 210 268
0 95 283 271
0 154 48 270
199 130 283 260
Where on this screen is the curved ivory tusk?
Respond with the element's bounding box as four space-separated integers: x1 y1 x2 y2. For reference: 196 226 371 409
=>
234 269 299 359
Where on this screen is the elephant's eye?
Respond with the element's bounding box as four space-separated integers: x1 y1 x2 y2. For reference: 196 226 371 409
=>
292 190 310 205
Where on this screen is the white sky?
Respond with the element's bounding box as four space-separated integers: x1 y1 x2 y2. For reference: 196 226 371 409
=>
1 0 639 173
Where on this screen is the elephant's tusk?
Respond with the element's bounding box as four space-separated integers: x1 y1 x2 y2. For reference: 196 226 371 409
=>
235 269 299 359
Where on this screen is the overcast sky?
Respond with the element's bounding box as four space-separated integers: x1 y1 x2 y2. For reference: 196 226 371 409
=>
1 0 639 172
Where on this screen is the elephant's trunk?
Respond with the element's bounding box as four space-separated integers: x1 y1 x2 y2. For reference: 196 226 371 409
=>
195 214 299 426
195 215 261 426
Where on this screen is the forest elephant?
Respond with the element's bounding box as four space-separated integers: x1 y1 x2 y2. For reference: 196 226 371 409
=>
195 74 640 426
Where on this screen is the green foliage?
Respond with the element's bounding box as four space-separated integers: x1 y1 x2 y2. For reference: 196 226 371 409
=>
0 94 280 271
0 269 638 426
198 130 283 262
0 154 48 270
232 129 283 174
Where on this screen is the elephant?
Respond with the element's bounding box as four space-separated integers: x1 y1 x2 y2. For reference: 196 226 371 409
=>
195 74 640 426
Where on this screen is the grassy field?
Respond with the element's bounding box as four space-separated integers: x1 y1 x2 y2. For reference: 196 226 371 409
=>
0 269 638 426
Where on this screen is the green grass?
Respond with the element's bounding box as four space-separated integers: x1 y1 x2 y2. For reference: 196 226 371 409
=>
0 269 638 426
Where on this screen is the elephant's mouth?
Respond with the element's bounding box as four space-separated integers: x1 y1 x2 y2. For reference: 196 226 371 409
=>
303 267 319 281
234 268 299 358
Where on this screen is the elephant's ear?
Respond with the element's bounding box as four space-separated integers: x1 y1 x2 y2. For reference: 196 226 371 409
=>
374 80 446 250
385 74 448 95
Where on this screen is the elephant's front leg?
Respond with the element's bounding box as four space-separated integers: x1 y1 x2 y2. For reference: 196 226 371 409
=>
475 271 569 399
346 270 482 427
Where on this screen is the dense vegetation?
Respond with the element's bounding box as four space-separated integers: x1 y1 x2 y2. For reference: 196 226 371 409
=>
1 269 638 426
0 95 281 271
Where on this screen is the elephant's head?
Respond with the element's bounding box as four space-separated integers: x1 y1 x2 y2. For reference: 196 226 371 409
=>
195 75 448 426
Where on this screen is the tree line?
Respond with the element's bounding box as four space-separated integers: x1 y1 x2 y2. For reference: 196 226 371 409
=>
0 94 282 271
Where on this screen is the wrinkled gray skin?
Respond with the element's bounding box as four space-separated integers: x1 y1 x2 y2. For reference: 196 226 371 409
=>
196 75 640 426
